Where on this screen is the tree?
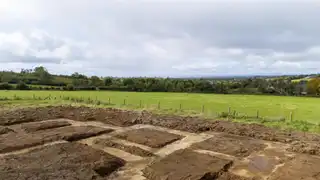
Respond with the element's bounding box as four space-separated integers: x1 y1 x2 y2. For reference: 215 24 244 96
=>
307 78 320 95
0 82 13 90
33 66 52 84
16 82 30 90
66 84 75 91
89 76 103 86
104 77 113 86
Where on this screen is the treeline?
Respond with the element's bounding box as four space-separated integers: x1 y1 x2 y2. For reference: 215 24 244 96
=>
0 66 320 96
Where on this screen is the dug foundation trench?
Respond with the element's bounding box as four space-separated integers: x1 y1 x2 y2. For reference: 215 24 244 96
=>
0 106 319 180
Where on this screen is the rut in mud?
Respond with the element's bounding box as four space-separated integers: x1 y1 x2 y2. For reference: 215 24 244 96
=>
0 106 319 180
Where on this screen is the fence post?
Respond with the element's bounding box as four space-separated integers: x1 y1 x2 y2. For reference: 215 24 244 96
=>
108 97 111 104
179 103 182 111
256 110 259 118
290 112 293 121
123 99 126 105
158 101 160 109
202 104 205 113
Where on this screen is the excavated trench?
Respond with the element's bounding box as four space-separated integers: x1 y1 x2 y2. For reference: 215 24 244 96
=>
0 106 319 180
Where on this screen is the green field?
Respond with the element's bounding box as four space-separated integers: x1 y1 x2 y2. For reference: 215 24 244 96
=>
0 90 318 121
0 90 319 132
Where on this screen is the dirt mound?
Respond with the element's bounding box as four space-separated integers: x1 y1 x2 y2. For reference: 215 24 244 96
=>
143 149 233 180
0 142 125 180
115 128 183 148
94 138 154 157
20 120 71 132
0 106 65 125
61 106 141 126
287 141 320 156
0 126 13 135
191 134 267 157
0 126 112 153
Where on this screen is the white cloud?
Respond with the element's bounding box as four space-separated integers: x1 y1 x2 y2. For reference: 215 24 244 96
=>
0 0 320 77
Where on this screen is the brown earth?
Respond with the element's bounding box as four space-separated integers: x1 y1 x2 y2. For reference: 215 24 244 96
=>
0 126 13 135
0 105 319 144
0 142 125 180
191 134 267 157
94 138 154 157
217 173 262 180
20 120 72 132
0 125 113 153
143 149 233 180
0 106 319 180
268 155 320 180
287 141 320 156
115 128 183 148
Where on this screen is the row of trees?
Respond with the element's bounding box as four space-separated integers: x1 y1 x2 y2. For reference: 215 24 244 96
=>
0 66 319 96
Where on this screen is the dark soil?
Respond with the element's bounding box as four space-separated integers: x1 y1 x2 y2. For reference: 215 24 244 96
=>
0 126 113 153
20 120 71 132
0 126 13 135
268 155 320 180
0 106 319 155
115 128 183 148
287 141 320 156
94 138 154 157
0 142 125 180
0 132 46 153
143 149 233 180
217 173 261 180
191 134 267 157
45 125 113 141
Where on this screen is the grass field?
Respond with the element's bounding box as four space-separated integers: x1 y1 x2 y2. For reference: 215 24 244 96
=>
0 90 319 132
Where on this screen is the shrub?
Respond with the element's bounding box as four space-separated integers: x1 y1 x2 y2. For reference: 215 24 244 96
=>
0 82 13 90
16 82 30 90
66 84 75 91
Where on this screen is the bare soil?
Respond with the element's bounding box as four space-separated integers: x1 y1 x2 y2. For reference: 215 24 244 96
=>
1 106 319 144
115 128 183 148
217 173 261 180
143 149 233 180
287 141 320 156
20 120 71 132
0 106 319 180
0 125 112 153
0 142 125 180
94 138 154 157
0 126 13 135
191 134 267 157
268 155 320 180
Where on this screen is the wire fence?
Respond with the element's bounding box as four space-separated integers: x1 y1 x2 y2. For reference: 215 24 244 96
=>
0 94 296 121
1 93 319 133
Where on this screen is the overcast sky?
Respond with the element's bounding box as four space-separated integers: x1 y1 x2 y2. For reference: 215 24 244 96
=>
0 0 320 77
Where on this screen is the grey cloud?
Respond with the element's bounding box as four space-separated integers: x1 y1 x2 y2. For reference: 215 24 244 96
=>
0 50 61 64
1 0 320 76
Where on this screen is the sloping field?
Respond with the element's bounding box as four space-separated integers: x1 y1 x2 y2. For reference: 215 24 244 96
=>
1 90 320 125
0 106 319 180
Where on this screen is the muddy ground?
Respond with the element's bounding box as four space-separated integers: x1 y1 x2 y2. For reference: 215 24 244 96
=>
0 106 319 180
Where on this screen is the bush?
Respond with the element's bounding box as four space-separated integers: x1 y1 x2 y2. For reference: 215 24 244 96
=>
16 82 30 90
66 84 75 91
0 82 13 90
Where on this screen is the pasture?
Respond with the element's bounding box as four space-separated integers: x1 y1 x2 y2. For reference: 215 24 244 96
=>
0 90 318 124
